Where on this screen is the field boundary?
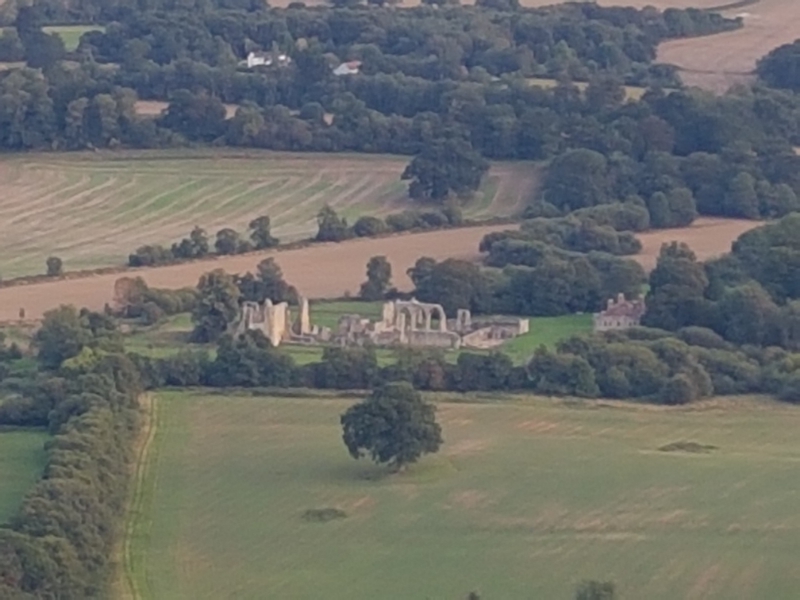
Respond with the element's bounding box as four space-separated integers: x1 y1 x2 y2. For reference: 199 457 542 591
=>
0 217 518 294
114 393 159 600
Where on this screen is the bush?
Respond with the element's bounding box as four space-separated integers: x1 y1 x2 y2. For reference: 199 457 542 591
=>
46 256 63 277
353 216 388 237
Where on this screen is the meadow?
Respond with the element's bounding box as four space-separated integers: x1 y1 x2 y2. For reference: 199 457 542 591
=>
0 428 48 523
42 25 104 51
0 150 536 279
126 390 800 599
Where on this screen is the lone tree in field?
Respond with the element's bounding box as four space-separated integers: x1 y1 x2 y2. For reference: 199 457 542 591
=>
359 256 392 301
402 137 489 203
341 382 442 471
191 269 241 343
315 205 351 242
46 256 63 277
248 215 279 249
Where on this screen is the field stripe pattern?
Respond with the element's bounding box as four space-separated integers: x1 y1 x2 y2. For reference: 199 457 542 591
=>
0 151 538 278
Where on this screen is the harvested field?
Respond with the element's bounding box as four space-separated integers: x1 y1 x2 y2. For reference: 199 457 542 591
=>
657 0 800 92
635 217 761 270
126 390 800 599
0 217 759 321
0 225 509 321
0 150 536 278
133 101 239 119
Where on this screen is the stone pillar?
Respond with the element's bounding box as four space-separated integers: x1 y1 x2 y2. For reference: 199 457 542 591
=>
424 310 432 331
298 297 311 335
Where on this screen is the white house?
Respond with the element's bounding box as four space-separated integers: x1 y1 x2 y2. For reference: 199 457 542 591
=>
246 51 291 69
333 60 362 76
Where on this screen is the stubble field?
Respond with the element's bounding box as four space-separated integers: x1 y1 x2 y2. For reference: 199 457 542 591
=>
0 217 758 322
657 0 800 91
0 150 536 279
125 391 800 599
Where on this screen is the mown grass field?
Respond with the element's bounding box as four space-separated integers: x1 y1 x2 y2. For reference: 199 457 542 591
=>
0 150 537 278
42 25 104 51
0 428 48 523
127 391 800 599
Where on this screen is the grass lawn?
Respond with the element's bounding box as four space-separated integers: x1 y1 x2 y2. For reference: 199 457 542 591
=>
43 25 104 51
0 428 48 524
128 391 800 599
500 313 593 364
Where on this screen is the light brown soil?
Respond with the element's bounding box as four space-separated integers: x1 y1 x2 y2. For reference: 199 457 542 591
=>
134 101 239 119
657 0 800 93
635 217 760 270
0 226 508 321
0 217 760 322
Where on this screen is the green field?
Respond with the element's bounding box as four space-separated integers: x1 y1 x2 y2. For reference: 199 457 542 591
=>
127 391 800 599
0 428 48 523
0 150 536 278
42 25 104 51
501 313 593 363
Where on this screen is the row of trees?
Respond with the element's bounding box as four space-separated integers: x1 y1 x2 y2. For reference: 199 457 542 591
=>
0 330 144 598
129 216 278 267
642 215 800 351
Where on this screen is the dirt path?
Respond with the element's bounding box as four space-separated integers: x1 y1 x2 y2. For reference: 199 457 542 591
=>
657 0 800 92
0 218 761 322
110 394 157 600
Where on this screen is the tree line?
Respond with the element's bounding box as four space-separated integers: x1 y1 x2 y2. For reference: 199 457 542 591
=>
0 320 143 598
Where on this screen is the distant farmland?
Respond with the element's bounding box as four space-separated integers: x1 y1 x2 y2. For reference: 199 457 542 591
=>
0 150 537 278
126 391 800 599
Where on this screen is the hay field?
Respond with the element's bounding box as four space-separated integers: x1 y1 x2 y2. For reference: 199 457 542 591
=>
0 216 758 322
0 428 47 523
0 150 535 279
125 391 800 599
658 0 800 92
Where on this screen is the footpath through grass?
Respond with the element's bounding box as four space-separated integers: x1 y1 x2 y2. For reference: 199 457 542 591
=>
0 428 48 523
128 391 800 599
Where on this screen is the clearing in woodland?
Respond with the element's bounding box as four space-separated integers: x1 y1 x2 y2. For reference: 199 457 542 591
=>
125 391 800 599
0 217 759 322
0 428 48 523
0 149 537 279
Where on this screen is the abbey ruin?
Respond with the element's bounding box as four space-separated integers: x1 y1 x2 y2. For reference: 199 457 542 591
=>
233 298 529 350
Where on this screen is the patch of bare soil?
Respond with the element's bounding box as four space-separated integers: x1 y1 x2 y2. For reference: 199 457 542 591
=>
134 100 239 119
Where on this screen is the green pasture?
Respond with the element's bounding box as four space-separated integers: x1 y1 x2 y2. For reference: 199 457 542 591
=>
0 150 535 278
501 313 593 363
0 428 48 523
128 391 800 599
43 25 104 51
